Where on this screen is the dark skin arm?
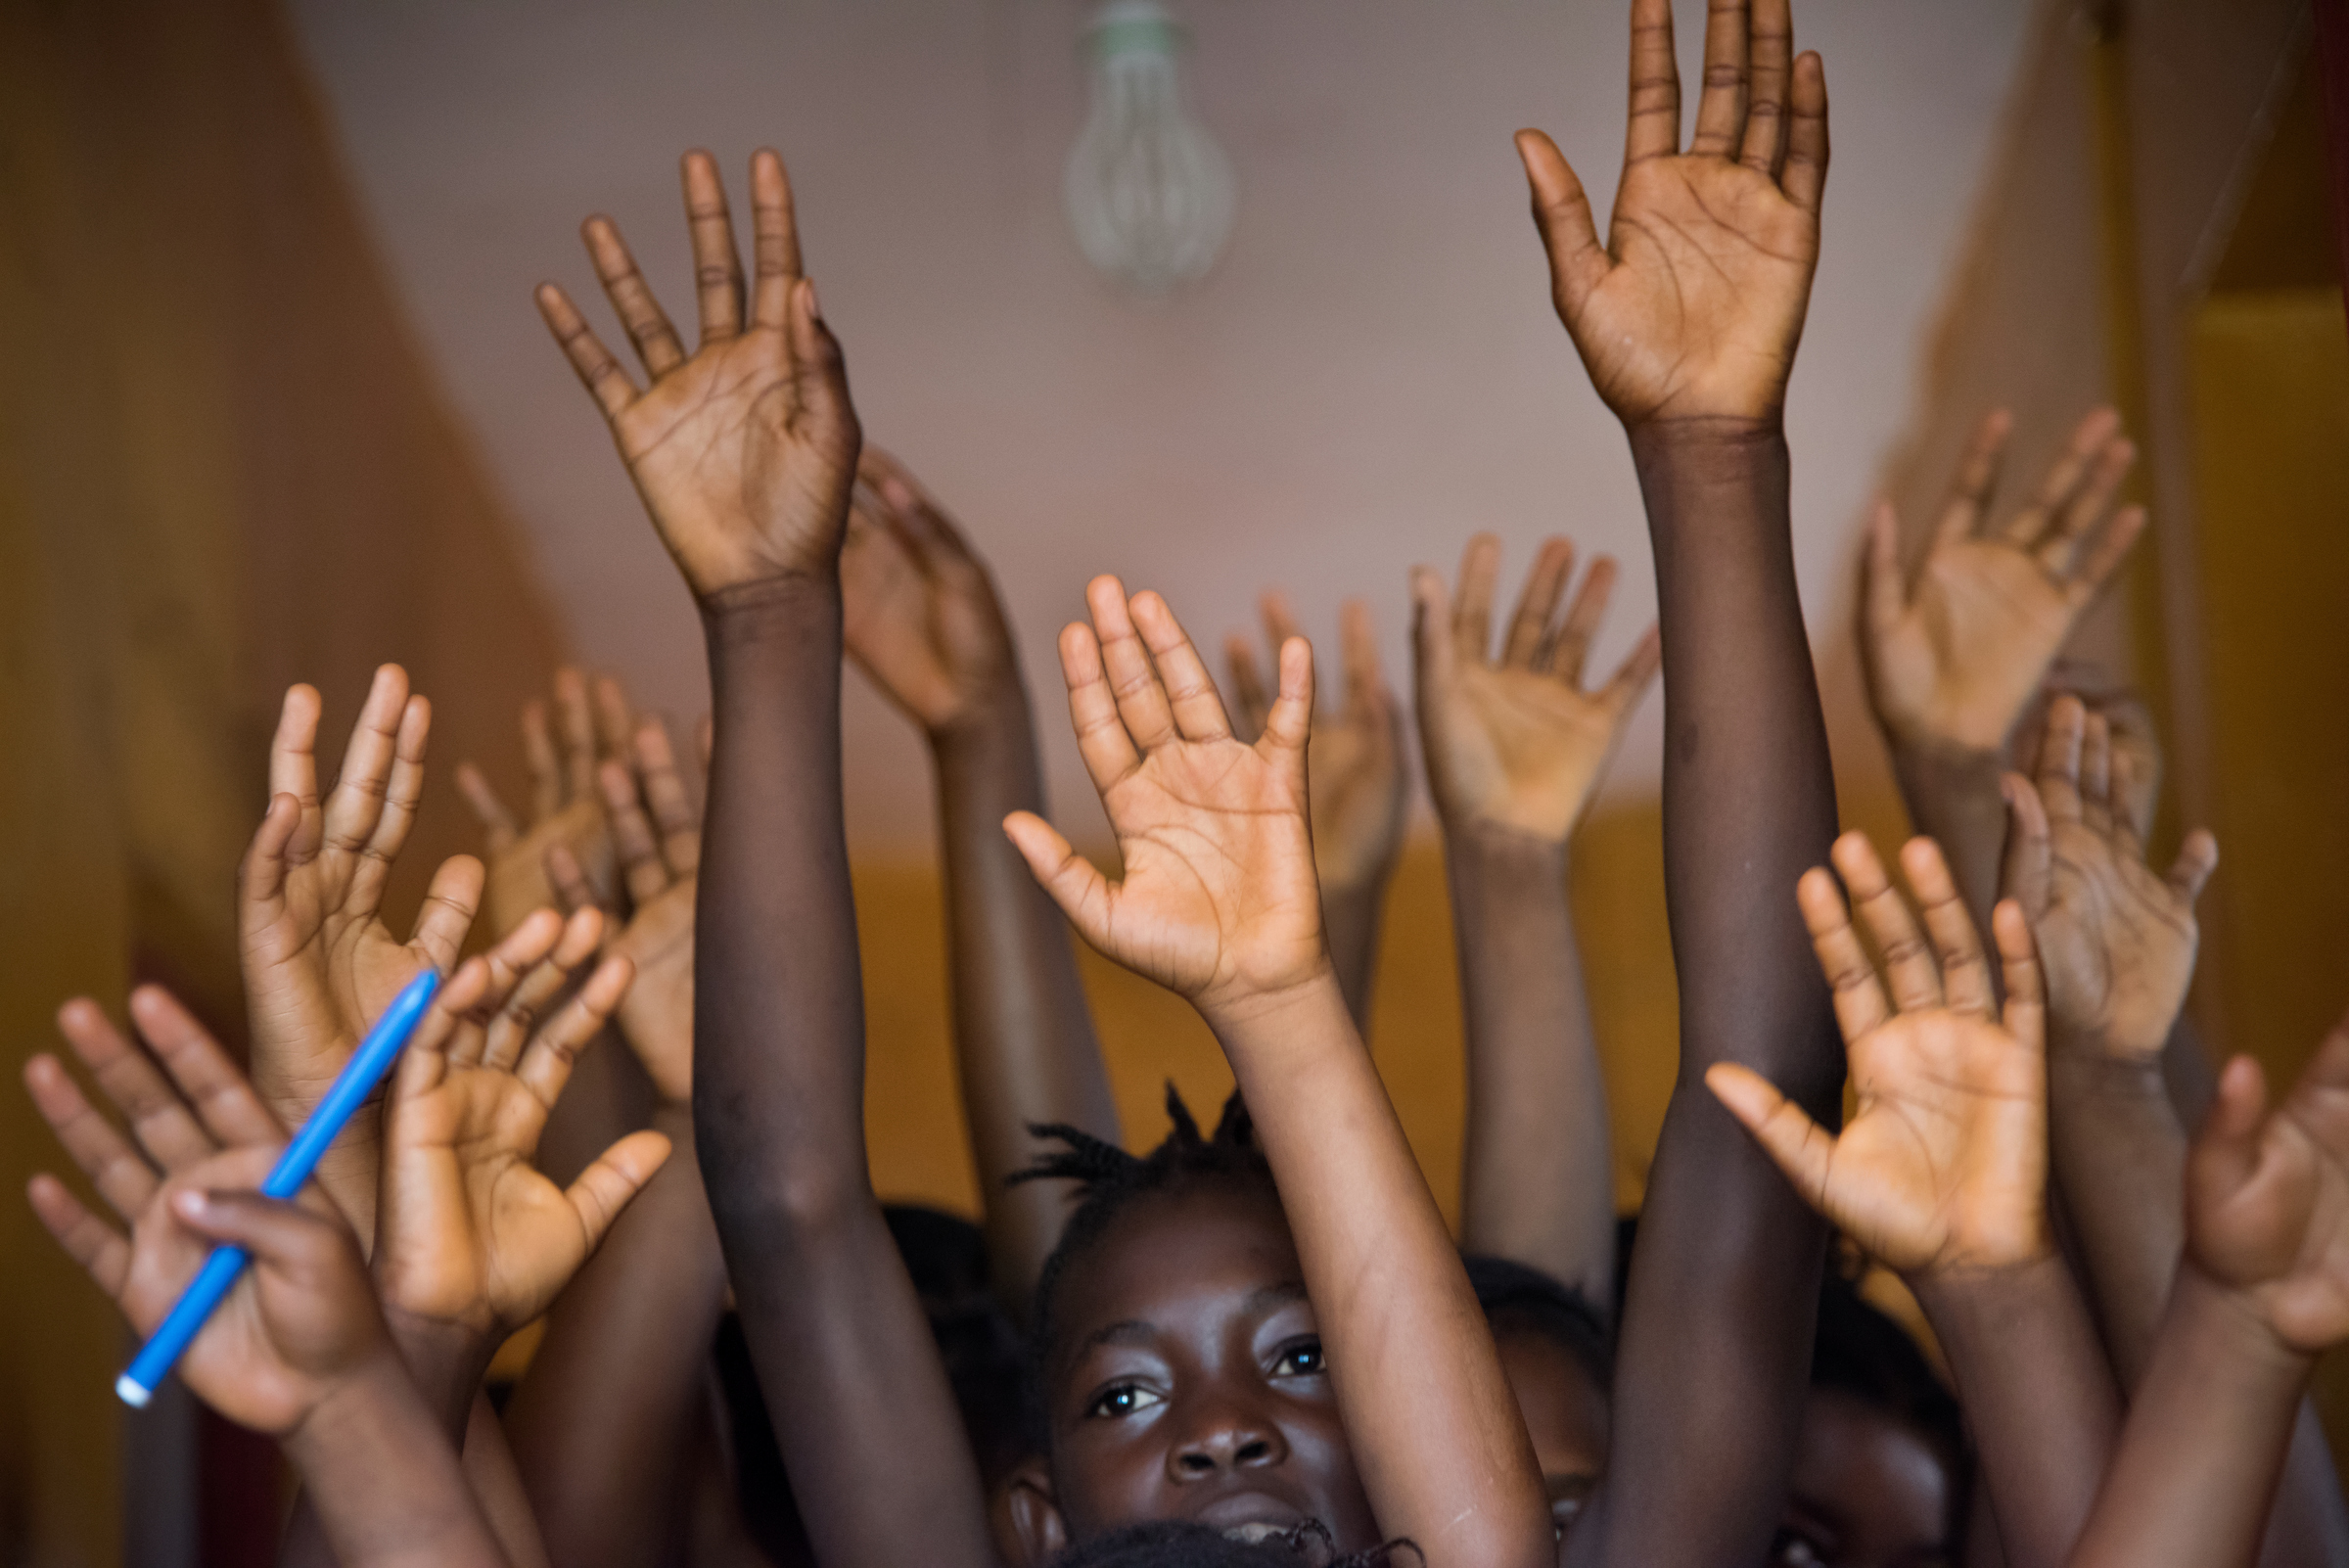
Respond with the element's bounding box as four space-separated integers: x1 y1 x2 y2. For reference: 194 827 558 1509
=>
2069 1021 2349 1568
536 148 994 1568
1521 5 1840 1554
2006 703 2349 1563
1712 834 2121 1568
841 451 1121 1319
1411 533 1658 1300
506 719 742 1568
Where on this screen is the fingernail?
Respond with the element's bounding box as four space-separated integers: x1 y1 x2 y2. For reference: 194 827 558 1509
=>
173 1190 208 1220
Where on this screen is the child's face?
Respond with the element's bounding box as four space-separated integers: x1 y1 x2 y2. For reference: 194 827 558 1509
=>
1013 1181 1380 1559
1772 1389 1957 1568
1491 1326 1610 1538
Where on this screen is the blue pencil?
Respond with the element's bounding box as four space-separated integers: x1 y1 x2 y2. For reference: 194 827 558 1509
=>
115 966 443 1408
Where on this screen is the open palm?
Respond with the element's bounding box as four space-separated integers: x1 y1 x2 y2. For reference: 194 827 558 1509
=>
1709 834 2050 1277
1519 0 1826 426
2003 697 2217 1063
1413 534 1658 844
1006 577 1326 1015
2190 1025 2349 1355
539 149 858 597
1862 409 2145 753
374 910 669 1339
239 669 484 1238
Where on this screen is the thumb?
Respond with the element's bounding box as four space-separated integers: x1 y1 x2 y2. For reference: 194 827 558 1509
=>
173 1188 358 1278
1860 502 1906 655
1705 1063 1840 1222
2189 1056 2270 1218
1408 566 1454 698
1259 636 1315 761
1003 812 1116 954
1998 773 2052 916
564 1130 673 1254
1514 130 1609 313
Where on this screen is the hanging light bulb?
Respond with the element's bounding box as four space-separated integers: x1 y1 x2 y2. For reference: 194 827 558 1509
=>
1063 0 1236 297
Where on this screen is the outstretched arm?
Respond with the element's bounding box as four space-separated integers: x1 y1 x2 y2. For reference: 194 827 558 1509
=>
508 723 741 1568
1225 592 1408 1034
537 148 993 1567
1412 533 1657 1302
1517 2 1842 1559
2006 701 2349 1563
2068 1019 2349 1568
1711 834 2120 1568
842 451 1120 1317
1006 579 1552 1568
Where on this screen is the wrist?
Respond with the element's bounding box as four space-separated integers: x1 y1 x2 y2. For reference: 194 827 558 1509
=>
1910 1246 2062 1314
2172 1260 2318 1382
1196 960 1347 1039
284 1338 419 1453
1889 733 2006 791
699 573 841 636
928 681 1037 761
376 1298 499 1405
2049 1046 2173 1099
1444 817 1572 877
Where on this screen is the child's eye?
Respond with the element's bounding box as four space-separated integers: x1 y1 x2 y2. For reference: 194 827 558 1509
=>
1270 1339 1326 1377
1085 1382 1165 1418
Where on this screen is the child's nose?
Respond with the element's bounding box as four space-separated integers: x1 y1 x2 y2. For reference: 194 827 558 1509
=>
1170 1409 1288 1478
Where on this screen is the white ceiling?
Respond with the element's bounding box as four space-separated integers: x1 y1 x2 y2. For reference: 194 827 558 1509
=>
285 0 2036 850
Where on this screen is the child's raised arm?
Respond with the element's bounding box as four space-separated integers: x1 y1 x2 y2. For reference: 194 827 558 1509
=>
2069 1016 2349 1568
1710 833 2121 1568
1223 590 1409 1033
1517 1 1842 1559
536 148 995 1568
840 449 1121 1318
1005 577 1553 1568
1412 533 1656 1303
2005 701 2349 1562
25 989 507 1568
509 722 743 1568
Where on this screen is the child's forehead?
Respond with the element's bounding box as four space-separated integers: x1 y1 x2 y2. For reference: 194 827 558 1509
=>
1060 1182 1303 1322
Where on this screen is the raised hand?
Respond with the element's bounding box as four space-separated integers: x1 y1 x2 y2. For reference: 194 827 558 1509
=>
2001 696 2217 1066
454 669 630 941
240 669 484 1235
1412 533 1660 844
2017 665 2164 842
24 988 392 1436
1226 591 1406 896
1861 409 2146 755
537 149 859 597
1003 576 1325 1016
1519 0 1827 426
373 908 669 1346
1708 833 2050 1276
547 717 707 1107
840 448 1023 735
2188 1021 2349 1356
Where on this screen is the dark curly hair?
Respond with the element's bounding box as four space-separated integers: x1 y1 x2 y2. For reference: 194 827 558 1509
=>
1459 1253 1614 1394
1050 1519 1421 1568
1013 1084 1281 1399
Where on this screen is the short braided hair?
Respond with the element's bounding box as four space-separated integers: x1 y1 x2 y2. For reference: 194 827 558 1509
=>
1014 1084 1280 1400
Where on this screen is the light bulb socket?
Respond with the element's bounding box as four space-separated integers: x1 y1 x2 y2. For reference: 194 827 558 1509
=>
1083 0 1184 62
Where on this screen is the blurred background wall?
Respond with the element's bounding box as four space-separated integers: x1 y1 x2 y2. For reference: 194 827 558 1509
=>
1 0 2342 1563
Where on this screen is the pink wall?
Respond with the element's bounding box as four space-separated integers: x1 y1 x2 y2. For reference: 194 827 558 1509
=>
286 0 2036 851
